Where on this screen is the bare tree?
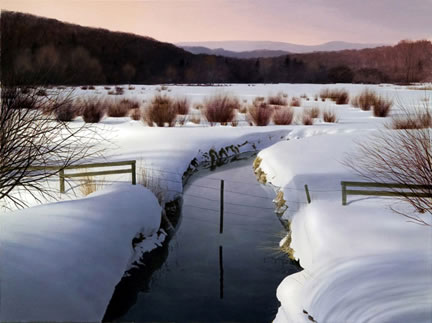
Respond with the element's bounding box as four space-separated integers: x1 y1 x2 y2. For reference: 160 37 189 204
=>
0 86 99 208
345 98 432 225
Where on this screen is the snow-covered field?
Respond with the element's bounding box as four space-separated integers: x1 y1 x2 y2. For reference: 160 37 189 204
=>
1 83 431 322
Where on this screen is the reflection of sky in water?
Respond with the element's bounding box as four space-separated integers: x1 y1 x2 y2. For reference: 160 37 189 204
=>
120 158 300 323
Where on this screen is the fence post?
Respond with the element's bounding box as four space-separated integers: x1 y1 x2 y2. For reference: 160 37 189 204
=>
219 245 224 299
220 180 224 234
59 169 65 193
131 161 137 185
304 184 311 204
341 181 347 205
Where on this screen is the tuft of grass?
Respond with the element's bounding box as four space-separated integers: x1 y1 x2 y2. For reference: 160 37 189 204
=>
88 85 95 90
80 176 104 196
323 109 338 123
144 95 177 127
203 94 239 125
248 101 273 126
372 97 393 117
273 107 294 125
81 86 88 90
268 93 288 106
104 86 111 90
81 97 106 123
173 97 190 115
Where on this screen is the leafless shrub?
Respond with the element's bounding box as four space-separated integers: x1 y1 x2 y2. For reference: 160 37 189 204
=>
203 93 239 125
173 97 190 115
323 109 338 123
81 97 106 123
0 86 98 208
81 86 88 90
290 97 301 107
373 97 393 117
104 86 111 90
144 95 177 127
128 86 135 90
248 102 273 126
268 93 288 106
300 94 308 99
273 107 294 125
108 86 124 95
88 85 95 90
346 101 432 225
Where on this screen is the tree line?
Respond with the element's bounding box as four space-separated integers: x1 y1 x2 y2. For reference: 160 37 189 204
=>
2 11 431 86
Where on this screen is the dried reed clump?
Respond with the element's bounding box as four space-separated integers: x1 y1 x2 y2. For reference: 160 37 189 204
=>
320 88 349 104
248 101 273 126
268 93 288 106
173 97 190 115
81 97 106 123
144 95 177 127
352 89 378 111
273 107 294 125
203 94 239 125
372 97 393 117
301 112 314 125
107 98 140 117
55 102 77 122
323 109 338 123
129 108 142 121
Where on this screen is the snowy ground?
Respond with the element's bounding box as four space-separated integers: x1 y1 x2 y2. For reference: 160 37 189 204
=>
1 83 431 322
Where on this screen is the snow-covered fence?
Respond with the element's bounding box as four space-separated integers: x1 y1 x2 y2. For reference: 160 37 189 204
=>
30 160 137 193
341 181 432 205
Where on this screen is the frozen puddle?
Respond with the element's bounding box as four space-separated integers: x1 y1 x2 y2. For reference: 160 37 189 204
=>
105 158 300 322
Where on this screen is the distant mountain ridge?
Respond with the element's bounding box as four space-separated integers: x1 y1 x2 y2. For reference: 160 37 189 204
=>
180 46 290 58
177 40 387 55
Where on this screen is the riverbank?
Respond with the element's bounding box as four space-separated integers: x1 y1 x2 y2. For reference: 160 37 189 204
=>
256 131 432 322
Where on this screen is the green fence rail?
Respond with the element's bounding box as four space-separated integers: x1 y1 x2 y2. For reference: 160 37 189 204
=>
30 160 136 193
341 181 432 205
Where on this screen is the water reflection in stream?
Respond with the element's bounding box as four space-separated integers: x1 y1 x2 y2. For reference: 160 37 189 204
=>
105 158 300 323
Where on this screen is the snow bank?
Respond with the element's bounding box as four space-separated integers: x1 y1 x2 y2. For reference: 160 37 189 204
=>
257 132 432 323
0 184 161 322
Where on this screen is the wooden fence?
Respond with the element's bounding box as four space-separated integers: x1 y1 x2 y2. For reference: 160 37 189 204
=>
341 181 432 205
30 160 136 193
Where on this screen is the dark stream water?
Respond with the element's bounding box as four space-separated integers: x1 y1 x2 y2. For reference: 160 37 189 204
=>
105 158 300 322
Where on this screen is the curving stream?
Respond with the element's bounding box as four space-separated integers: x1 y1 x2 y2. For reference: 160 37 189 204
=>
105 157 300 322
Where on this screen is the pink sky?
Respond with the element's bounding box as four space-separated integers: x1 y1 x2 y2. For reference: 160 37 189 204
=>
1 0 431 44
